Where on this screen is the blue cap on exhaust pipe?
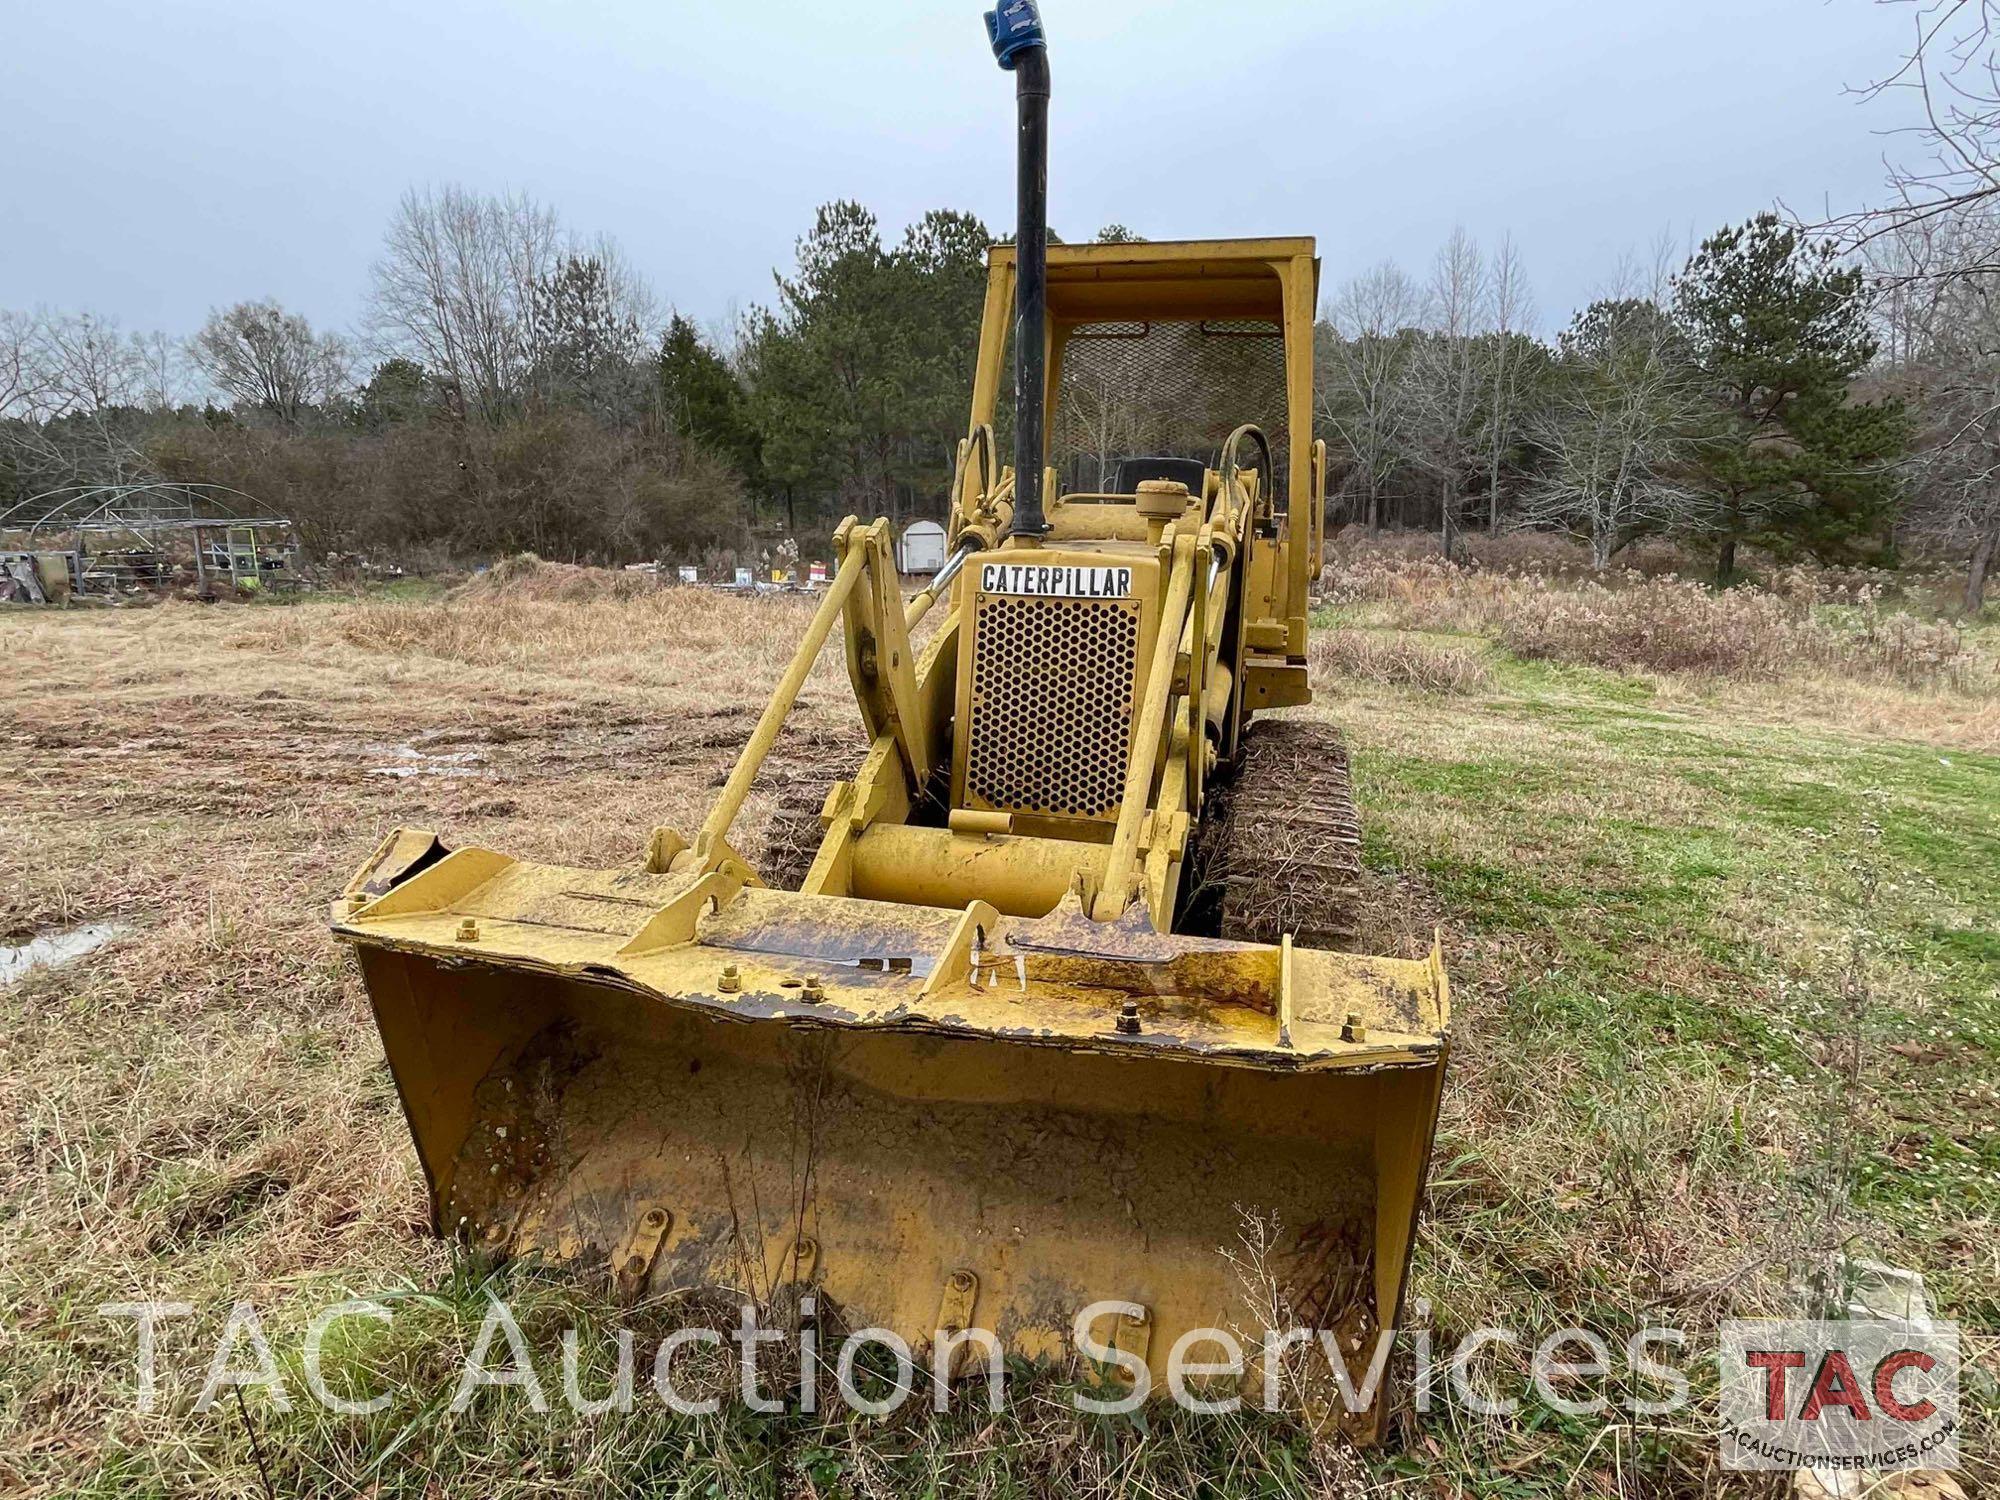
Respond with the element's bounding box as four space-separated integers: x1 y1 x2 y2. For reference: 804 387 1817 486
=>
985 0 1045 69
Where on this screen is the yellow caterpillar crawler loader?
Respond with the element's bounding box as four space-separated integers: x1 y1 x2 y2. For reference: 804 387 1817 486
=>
333 5 1447 1436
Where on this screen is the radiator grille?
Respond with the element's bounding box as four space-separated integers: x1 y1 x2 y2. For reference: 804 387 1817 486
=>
967 596 1139 819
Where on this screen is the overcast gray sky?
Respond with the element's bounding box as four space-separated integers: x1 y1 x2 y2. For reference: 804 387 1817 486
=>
1 0 1926 346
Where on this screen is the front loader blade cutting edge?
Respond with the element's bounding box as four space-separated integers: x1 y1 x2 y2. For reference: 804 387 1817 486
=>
335 831 1449 1438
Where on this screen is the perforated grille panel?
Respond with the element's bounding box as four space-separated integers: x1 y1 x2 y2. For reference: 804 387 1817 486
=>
967 596 1139 819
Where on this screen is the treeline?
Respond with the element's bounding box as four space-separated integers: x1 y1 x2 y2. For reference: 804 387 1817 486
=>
0 189 994 574
1316 210 2000 608
1316 218 1908 587
2 189 1996 608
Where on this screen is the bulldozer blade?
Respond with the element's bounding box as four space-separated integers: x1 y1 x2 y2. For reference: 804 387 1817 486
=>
336 833 1448 1436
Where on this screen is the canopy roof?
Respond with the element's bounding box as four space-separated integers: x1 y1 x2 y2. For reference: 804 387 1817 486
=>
986 237 1318 324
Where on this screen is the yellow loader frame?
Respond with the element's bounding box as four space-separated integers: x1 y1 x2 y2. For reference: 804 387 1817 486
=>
333 238 1448 1438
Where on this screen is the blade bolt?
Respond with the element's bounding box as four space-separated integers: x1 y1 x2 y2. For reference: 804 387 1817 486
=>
456 918 479 942
1341 1012 1368 1042
718 963 741 993
949 1269 976 1294
803 976 823 999
1116 1001 1141 1035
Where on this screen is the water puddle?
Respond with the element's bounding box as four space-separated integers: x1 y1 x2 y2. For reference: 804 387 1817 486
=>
365 743 491 778
1 922 129 985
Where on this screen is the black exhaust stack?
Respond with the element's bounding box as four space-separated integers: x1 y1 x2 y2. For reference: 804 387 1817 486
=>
987 1 1050 539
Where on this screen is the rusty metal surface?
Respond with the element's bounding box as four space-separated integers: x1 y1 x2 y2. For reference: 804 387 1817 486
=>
337 833 1447 1443
349 938 1442 1441
336 850 1444 1071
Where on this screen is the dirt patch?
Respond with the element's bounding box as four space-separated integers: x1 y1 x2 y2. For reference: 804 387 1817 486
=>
147 1169 292 1253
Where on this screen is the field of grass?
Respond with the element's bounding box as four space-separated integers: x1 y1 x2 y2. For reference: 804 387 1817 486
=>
1 552 1994 1497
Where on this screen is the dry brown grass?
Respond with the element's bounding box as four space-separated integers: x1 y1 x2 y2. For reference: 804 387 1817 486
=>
0 587 883 1495
1330 527 1694 578
1321 536 1997 709
1711 675 2000 751
1309 629 1493 695
450 551 663 604
1498 576 1986 687
2 572 1992 1496
237 581 835 687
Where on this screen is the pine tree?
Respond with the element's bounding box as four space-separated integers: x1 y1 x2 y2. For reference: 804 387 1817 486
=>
656 314 759 485
1673 214 1906 583
741 201 988 530
528 255 645 420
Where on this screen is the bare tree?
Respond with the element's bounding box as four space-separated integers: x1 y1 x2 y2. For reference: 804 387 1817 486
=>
367 186 653 424
574 232 659 345
1812 7 2000 606
1602 227 1686 305
1919 405 2000 609
1523 299 1706 569
189 300 349 425
1058 355 1144 491
32 311 150 480
368 185 563 421
1400 227 1490 553
0 309 182 488
0 311 64 493
39 310 145 416
1318 262 1421 533
131 329 191 413
1883 212 2000 608
1820 1 2000 277
0 309 52 420
1481 234 1537 530
0 308 176 424
1868 229 1940 367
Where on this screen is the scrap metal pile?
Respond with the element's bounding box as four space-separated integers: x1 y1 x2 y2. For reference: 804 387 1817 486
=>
0 482 302 604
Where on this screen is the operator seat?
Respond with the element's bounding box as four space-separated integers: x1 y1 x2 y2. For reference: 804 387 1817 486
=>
1112 456 1207 495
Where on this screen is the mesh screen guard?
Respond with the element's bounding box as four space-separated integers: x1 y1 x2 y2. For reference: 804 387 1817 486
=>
1049 319 1287 495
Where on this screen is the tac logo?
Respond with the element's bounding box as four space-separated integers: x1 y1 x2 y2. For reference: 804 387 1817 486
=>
1719 1319 1959 1473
